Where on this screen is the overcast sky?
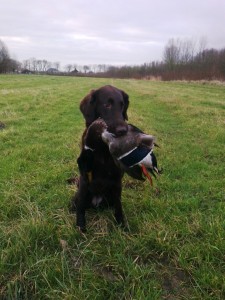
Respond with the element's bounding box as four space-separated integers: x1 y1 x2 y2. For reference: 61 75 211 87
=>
0 0 225 68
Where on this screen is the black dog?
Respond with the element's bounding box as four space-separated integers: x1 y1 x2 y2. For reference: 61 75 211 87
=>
70 85 129 232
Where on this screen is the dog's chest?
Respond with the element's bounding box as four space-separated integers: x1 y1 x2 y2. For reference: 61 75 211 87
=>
92 196 103 207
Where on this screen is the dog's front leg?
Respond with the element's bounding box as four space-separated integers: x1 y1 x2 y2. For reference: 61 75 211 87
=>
114 200 124 225
71 194 87 232
70 178 90 232
112 186 124 226
76 204 86 232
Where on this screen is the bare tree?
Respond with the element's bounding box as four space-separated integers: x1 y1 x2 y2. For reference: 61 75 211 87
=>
0 39 10 73
30 57 37 72
36 60 43 72
47 61 52 70
65 64 73 73
53 62 60 70
198 36 207 54
97 64 104 72
0 40 9 60
83 65 90 73
42 60 48 72
22 59 30 70
163 38 181 68
179 39 196 64
91 64 98 73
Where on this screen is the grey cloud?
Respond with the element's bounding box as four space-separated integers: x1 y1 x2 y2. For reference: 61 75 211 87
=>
0 0 224 66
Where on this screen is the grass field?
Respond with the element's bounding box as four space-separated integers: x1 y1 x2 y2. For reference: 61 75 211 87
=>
0 75 225 299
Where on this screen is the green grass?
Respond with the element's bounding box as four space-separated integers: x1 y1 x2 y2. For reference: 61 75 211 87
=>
0 75 225 299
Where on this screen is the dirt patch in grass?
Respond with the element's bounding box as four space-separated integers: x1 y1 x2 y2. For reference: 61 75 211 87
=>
157 255 192 299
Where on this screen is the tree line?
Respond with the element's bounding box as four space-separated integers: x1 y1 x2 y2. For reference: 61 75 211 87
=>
102 38 225 80
21 59 109 74
1 37 225 80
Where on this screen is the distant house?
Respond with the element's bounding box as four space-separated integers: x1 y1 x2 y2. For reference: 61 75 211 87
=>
47 68 59 74
21 69 32 74
70 68 79 75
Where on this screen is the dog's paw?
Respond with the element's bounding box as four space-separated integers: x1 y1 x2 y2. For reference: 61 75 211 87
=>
88 119 108 142
77 226 87 234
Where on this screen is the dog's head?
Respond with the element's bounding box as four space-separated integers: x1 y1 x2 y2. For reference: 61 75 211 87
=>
80 85 129 136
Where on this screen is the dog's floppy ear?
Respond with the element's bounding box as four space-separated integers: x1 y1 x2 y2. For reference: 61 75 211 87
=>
120 90 129 120
80 89 96 127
